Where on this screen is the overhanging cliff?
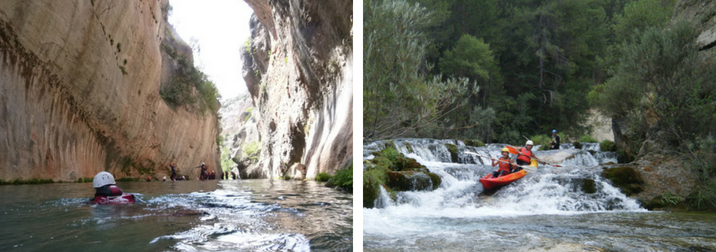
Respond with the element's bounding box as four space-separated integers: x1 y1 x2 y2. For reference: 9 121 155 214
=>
0 0 220 181
237 0 353 179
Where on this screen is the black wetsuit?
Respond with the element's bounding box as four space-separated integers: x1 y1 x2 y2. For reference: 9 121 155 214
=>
170 165 177 180
550 135 560 149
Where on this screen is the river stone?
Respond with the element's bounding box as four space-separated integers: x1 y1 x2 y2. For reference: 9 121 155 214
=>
387 171 435 191
602 166 644 196
445 143 459 163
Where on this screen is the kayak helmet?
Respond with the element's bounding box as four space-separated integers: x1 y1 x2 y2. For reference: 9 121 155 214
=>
552 129 557 133
526 140 534 146
93 171 116 188
501 147 509 153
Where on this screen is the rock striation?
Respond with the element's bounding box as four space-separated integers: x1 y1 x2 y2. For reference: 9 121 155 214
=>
0 0 220 181
236 0 353 179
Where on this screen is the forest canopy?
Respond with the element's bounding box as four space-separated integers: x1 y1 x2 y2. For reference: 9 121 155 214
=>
363 0 715 147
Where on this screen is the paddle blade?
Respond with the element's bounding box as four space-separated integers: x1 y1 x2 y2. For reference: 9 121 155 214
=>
521 165 537 173
505 145 519 155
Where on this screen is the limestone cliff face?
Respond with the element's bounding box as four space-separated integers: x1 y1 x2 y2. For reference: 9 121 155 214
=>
237 0 352 179
0 0 220 181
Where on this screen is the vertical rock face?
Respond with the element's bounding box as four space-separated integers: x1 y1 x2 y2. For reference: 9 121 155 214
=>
0 0 220 181
238 0 352 179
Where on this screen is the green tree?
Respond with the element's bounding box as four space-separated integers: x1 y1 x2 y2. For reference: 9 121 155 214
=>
364 0 471 140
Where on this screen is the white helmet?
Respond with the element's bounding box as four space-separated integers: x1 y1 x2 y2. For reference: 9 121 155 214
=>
93 171 116 188
526 140 534 146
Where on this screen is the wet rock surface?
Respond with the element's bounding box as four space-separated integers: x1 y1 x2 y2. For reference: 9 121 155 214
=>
238 0 352 179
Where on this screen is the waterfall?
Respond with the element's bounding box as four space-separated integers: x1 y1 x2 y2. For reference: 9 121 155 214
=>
364 138 642 213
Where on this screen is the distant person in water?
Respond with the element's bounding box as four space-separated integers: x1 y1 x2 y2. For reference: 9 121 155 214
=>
169 163 177 181
492 148 517 178
91 171 135 204
196 162 207 180
550 129 560 150
516 140 546 166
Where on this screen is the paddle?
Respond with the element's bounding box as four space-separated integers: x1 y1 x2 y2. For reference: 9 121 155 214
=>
464 151 537 173
504 145 563 167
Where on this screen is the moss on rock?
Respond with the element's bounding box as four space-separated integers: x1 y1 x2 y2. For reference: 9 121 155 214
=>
602 166 644 196
363 166 388 208
428 173 441 190
462 139 485 147
363 147 442 208
445 143 458 163
600 140 616 152
582 179 597 194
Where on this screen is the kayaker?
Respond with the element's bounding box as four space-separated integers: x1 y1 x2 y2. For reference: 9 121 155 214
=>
491 148 517 178
516 140 546 166
169 163 177 181
196 163 207 180
549 129 560 149
91 171 135 204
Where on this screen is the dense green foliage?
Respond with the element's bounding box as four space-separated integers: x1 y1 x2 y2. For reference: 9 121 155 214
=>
316 172 332 182
363 0 702 145
332 165 353 192
363 0 472 139
160 45 221 115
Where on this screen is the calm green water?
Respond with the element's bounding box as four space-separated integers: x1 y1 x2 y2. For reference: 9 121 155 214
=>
0 180 352 251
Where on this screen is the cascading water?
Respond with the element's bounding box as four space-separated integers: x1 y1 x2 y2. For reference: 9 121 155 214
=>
364 138 636 213
363 138 716 251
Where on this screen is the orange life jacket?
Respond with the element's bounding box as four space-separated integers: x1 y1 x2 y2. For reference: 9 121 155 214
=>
517 147 532 163
497 157 512 173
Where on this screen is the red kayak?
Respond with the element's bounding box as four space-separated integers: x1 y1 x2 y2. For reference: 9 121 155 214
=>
92 194 136 205
479 169 528 190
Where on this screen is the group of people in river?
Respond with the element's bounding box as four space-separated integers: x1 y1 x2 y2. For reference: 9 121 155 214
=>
490 129 561 178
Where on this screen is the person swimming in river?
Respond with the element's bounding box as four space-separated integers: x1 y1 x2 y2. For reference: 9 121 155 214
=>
169 163 177 181
90 171 135 204
491 148 517 178
196 162 207 180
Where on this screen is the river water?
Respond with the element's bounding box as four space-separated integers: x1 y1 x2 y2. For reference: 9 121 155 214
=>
0 179 352 251
363 138 716 251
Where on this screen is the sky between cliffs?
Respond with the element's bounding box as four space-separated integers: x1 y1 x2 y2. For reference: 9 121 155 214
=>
168 0 253 100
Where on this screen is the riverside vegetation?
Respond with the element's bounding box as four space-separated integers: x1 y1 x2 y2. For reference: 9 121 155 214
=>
364 0 716 210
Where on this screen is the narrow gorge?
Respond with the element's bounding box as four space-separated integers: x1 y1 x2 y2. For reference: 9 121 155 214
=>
0 0 220 181
229 0 353 179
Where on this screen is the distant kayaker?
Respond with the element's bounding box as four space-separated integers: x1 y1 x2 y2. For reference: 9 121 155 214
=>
549 129 560 149
516 140 546 166
91 171 135 204
169 163 177 181
196 162 207 180
491 148 517 178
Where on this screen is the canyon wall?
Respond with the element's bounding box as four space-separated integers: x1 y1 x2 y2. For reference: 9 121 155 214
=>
0 0 220 181
236 0 353 179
